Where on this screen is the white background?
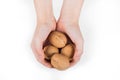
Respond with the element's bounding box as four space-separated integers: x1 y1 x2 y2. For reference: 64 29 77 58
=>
0 0 120 80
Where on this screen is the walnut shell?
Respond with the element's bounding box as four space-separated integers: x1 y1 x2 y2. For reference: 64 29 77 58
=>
61 44 74 59
49 31 67 48
43 46 49 60
44 45 59 60
51 53 70 70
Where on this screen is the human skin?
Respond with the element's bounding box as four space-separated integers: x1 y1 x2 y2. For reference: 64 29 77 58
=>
31 0 55 67
57 0 84 66
31 0 84 68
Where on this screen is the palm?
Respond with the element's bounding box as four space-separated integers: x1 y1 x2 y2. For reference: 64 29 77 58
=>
31 23 55 67
57 23 84 66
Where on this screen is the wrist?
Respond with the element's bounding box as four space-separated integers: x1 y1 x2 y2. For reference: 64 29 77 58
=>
34 0 54 23
59 0 83 25
37 17 56 28
58 18 79 26
37 15 55 23
57 19 79 29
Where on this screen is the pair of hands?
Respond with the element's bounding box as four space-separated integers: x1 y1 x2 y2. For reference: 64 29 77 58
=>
31 20 84 68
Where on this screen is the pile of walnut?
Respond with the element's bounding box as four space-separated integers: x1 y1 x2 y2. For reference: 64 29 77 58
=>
43 31 75 70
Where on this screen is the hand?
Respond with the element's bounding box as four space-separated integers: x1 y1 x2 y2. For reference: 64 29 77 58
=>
57 22 84 67
31 21 56 68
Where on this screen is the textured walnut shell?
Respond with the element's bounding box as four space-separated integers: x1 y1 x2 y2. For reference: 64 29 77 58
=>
49 31 67 48
43 46 49 60
44 45 59 60
61 44 74 59
51 53 70 70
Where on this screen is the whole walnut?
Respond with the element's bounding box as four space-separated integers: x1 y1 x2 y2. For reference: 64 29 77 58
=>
49 31 67 48
44 45 59 60
51 53 70 70
61 44 74 60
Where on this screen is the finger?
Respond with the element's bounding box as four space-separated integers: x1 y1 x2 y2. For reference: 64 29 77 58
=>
70 43 83 67
31 43 41 59
35 46 52 68
32 42 52 68
34 49 52 68
70 48 80 67
37 57 52 68
70 54 81 67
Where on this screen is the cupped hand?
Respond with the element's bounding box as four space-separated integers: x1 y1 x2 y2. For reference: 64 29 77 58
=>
31 22 56 68
57 22 84 67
